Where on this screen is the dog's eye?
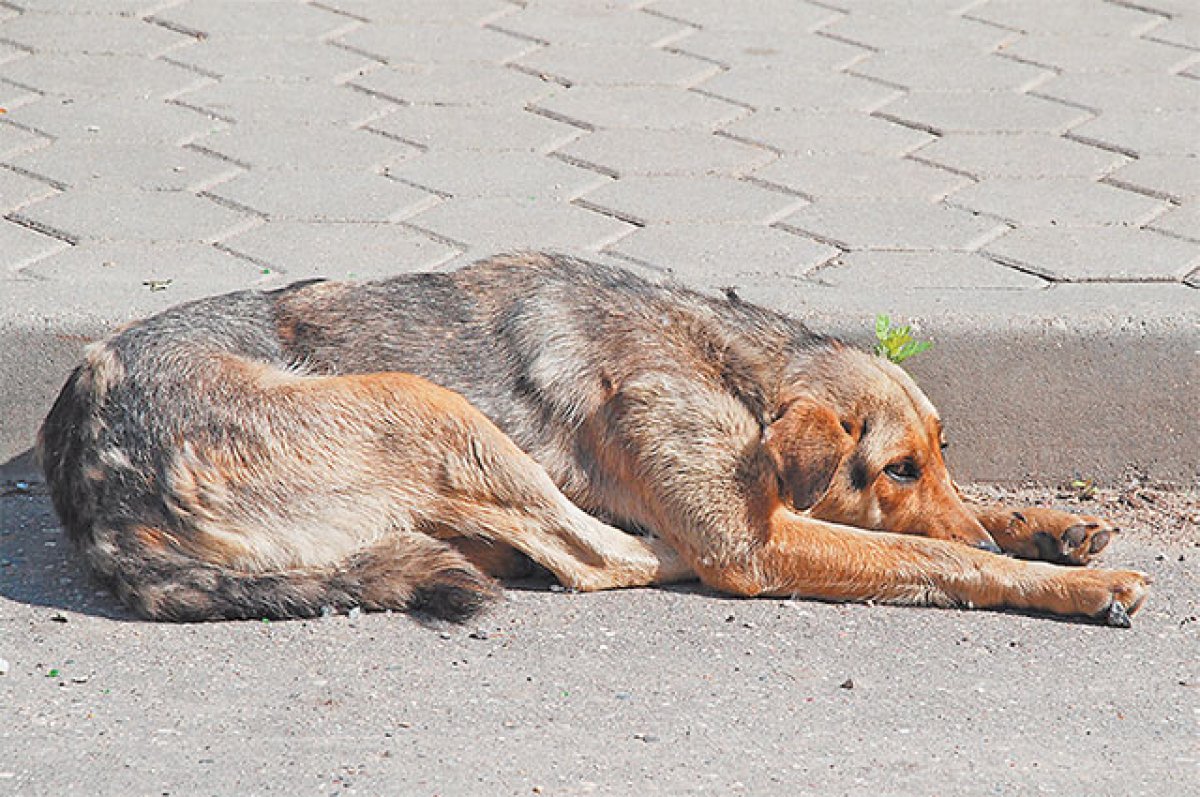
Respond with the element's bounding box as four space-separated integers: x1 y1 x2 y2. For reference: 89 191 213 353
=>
884 460 921 484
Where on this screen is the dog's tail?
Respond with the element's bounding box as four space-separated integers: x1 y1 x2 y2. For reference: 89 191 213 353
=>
79 528 499 623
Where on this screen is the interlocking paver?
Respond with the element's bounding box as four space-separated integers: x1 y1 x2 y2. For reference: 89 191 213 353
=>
1068 110 1197 156
491 6 688 47
1148 19 1200 49
177 80 387 127
647 0 839 32
849 47 1049 92
13 190 254 243
219 222 460 279
910 133 1127 179
984 225 1200 281
752 153 967 200
669 29 867 72
877 91 1092 134
0 218 69 269
408 196 634 252
350 62 554 106
0 12 192 56
779 198 1007 251
966 0 1163 36
0 123 47 159
207 171 438 222
2 54 206 99
336 23 537 65
1106 156 1200 203
192 126 413 172
513 44 717 87
313 0 511 25
168 38 371 81
368 105 580 152
0 80 39 113
823 13 1016 51
151 0 353 39
1034 72 1200 113
947 177 1167 227
1148 203 1200 242
699 68 898 112
723 110 932 155
10 141 240 192
998 34 1197 74
817 251 1047 289
533 86 745 130
554 129 772 177
608 223 837 284
6 97 225 144
387 151 608 200
577 176 803 225
0 167 57 212
3 0 172 13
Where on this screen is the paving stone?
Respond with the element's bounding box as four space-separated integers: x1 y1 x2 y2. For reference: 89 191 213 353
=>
910 133 1128 179
1068 110 1197 156
1034 72 1200 113
0 81 40 113
151 0 353 38
491 6 688 47
14 189 254 243
998 34 1197 73
849 48 1050 92
984 225 1200 281
752 152 968 200
1106 156 1200 202
207 171 438 222
647 0 839 32
6 97 226 144
218 221 459 279
7 0 177 14
823 12 1016 50
0 40 24 67
877 91 1092 134
387 151 607 200
533 86 745 130
193 125 414 172
609 223 837 285
1148 202 1200 242
368 105 581 152
818 251 1047 289
1148 19 1200 49
178 80 388 127
314 0 511 24
408 196 634 251
699 68 898 112
0 167 57 212
578 176 802 225
0 218 70 269
669 29 867 72
0 12 192 56
514 44 717 87
337 23 537 65
947 177 1167 226
351 62 555 107
723 110 932 155
10 141 240 191
966 0 1163 36
2 53 206 100
0 123 49 160
554 129 772 177
779 198 1008 250
169 37 371 81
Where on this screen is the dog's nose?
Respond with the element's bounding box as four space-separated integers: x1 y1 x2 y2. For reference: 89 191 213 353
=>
973 539 1002 554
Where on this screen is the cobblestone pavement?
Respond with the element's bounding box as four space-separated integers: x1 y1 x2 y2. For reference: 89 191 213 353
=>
0 0 1197 480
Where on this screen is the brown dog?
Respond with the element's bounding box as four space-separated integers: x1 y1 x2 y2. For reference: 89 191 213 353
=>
37 253 1149 625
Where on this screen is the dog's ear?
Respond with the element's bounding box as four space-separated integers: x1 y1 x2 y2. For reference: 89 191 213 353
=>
763 399 854 511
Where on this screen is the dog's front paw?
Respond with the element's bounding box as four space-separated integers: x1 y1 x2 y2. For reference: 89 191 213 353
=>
983 507 1116 565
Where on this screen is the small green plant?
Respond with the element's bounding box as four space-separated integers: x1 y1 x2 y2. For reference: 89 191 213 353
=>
874 314 932 365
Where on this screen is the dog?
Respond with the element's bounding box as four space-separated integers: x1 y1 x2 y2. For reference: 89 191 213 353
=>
37 252 1149 626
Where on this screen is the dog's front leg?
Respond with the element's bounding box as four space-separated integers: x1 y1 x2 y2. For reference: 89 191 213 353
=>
691 509 1149 626
972 506 1117 565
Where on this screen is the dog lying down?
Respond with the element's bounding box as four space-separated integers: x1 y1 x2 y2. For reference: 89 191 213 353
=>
38 253 1148 626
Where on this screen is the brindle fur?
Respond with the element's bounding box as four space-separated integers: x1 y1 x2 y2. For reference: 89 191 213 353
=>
38 253 1148 625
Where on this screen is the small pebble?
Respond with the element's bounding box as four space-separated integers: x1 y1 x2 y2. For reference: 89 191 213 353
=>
320 605 335 618
468 629 489 640
0 657 9 676
839 678 855 690
347 607 362 620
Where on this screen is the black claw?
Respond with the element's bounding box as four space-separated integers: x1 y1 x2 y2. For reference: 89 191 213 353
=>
1089 530 1111 554
1062 524 1088 549
1106 601 1132 628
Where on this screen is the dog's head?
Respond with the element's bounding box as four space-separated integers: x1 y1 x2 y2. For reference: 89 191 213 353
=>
763 345 998 551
